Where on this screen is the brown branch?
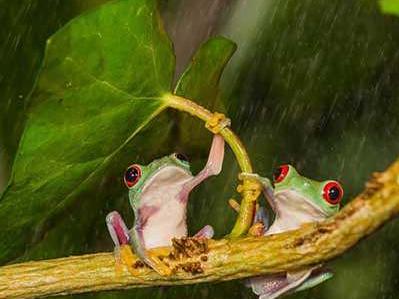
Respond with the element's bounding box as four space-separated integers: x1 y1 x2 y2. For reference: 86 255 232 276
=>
1 160 399 299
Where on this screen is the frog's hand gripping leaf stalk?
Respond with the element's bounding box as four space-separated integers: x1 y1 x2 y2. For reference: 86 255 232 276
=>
106 134 224 276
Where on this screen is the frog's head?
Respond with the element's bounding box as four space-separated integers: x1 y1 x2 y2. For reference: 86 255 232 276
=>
123 153 193 210
272 164 343 218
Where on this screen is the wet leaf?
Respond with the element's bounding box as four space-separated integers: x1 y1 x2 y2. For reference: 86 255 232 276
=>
0 0 175 263
0 1 96 193
175 36 236 102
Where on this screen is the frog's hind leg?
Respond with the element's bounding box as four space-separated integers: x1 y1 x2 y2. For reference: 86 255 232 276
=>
194 225 214 239
249 268 314 299
292 268 333 293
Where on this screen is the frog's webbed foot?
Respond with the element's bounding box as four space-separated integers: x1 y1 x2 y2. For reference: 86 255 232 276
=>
106 211 140 275
205 112 231 134
248 222 266 237
138 251 172 276
138 226 213 276
250 269 312 299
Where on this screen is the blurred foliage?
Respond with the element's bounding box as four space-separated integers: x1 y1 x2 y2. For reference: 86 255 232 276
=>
219 0 399 298
1 0 399 299
380 0 399 16
0 0 109 191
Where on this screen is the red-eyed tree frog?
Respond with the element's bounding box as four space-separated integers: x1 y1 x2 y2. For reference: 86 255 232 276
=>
106 135 225 276
240 164 343 299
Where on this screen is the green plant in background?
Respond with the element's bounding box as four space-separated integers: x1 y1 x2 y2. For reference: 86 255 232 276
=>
380 0 399 15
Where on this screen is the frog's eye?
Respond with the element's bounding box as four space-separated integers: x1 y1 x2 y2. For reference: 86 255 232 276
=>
322 181 343 205
273 164 290 183
124 165 141 188
174 153 189 163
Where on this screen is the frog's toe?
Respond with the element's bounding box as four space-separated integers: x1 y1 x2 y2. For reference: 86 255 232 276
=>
228 198 241 213
145 253 173 276
194 225 214 239
119 245 141 276
249 222 265 237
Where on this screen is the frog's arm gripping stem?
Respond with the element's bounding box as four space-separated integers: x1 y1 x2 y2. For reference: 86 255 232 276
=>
239 173 276 212
180 134 225 199
229 174 274 236
166 95 260 237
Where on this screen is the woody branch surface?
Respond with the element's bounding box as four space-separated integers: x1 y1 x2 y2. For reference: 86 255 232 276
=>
1 160 399 299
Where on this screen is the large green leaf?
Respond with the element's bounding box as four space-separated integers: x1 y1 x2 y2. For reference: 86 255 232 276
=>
0 1 106 194
0 0 175 263
175 36 236 101
174 36 236 154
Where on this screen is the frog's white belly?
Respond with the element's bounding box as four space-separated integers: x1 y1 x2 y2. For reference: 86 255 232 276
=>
138 165 193 249
142 200 187 248
266 190 327 235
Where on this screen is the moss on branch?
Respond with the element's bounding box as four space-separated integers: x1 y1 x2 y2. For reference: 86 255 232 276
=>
1 160 399 298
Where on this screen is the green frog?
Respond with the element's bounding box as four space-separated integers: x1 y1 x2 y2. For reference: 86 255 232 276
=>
106 135 224 276
241 164 343 299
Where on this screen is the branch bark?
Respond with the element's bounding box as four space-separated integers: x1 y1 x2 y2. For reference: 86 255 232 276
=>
2 159 399 298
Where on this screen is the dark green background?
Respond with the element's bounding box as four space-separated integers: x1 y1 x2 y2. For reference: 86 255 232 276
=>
1 0 399 298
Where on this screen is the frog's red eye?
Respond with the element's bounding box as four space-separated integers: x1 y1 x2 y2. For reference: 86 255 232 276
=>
273 164 289 183
323 181 343 205
124 165 141 188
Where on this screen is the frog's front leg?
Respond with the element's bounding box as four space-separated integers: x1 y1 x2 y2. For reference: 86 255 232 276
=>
239 173 275 210
180 134 225 201
106 211 138 274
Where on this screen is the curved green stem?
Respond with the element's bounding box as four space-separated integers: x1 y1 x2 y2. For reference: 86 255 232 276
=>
163 93 260 237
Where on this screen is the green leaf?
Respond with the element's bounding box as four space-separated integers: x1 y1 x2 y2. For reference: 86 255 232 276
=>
22 37 237 261
0 0 174 263
174 36 236 153
175 36 236 102
0 0 100 193
379 0 399 16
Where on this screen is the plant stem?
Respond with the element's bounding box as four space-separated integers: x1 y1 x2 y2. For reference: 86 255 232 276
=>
164 93 258 237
